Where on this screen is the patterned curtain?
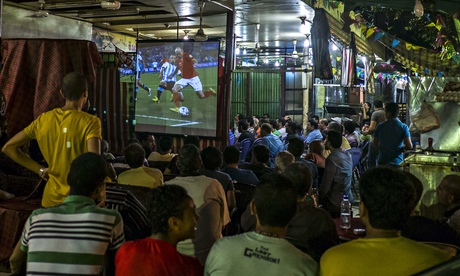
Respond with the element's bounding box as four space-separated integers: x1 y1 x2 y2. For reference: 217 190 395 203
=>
0 39 102 136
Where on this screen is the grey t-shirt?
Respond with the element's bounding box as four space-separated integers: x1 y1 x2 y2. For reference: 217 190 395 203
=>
371 109 386 124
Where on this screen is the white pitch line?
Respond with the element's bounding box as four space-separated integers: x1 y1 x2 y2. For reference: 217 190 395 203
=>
170 122 201 127
137 114 201 127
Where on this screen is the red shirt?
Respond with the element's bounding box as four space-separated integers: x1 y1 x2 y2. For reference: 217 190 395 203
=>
115 238 203 276
178 53 198 79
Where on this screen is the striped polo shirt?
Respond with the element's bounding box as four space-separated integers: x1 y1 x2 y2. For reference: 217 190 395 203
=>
21 195 125 275
161 62 180 82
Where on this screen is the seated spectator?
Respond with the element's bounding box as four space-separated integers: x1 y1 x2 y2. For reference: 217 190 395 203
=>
270 119 281 137
284 162 338 262
401 215 458 249
138 132 156 158
205 173 318 275
165 135 200 175
319 131 353 217
318 118 329 140
237 120 255 144
148 135 176 162
118 143 163 188
284 121 299 146
343 120 360 148
277 117 287 139
258 123 284 168
274 151 295 173
199 146 236 211
305 119 323 145
360 122 372 142
102 139 117 182
222 146 259 186
304 140 326 169
240 144 274 180
9 153 124 275
115 185 202 275
287 137 319 189
320 167 450 275
438 175 460 234
165 144 230 264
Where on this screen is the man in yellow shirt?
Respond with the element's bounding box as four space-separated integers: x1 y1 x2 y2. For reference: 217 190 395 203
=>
2 72 101 207
118 143 163 188
320 167 450 276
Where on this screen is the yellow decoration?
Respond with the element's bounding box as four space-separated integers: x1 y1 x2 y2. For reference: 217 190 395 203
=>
412 67 418 72
338 2 345 13
336 56 341 61
361 25 367 34
436 20 442 31
426 22 436 28
366 28 375 38
349 11 355 20
332 68 338 74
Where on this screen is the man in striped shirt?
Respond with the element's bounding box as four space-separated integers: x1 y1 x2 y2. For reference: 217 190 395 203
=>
152 54 181 104
9 153 125 275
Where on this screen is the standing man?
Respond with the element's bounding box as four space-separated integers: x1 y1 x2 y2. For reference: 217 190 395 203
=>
367 100 386 167
9 153 125 275
2 72 102 207
169 47 216 113
319 131 353 217
373 102 412 167
152 54 181 104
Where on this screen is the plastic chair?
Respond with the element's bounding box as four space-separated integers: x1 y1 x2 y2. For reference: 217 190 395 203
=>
347 147 362 197
239 138 253 163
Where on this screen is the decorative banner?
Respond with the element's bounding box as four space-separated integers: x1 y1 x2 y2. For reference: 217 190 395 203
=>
426 22 436 28
374 32 384 41
424 69 430 74
438 71 443 77
366 28 375 38
406 43 421 51
392 39 400 48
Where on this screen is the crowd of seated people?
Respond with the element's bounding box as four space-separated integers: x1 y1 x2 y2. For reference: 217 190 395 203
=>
2 104 460 275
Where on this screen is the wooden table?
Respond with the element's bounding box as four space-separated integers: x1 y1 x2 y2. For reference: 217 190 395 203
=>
333 217 366 241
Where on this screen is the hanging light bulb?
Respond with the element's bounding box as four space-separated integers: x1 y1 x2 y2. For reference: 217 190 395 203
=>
304 35 310 48
235 47 240 55
183 30 190 40
414 0 424 17
243 48 247 55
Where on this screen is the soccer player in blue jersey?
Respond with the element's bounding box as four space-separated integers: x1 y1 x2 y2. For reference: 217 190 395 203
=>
135 52 152 98
152 54 181 103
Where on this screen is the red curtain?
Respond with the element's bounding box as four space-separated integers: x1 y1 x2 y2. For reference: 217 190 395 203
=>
0 39 102 136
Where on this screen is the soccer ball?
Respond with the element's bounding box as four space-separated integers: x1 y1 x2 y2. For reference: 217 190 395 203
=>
179 106 190 116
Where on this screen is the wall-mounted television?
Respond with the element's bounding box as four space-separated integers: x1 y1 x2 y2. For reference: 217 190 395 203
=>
132 40 220 137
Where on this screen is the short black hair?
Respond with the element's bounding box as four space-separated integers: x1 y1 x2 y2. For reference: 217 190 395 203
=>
287 137 305 158
327 122 342 133
374 100 383 108
385 102 399 118
68 152 107 196
247 117 255 127
442 175 460 204
201 146 223 170
360 167 415 230
343 120 356 134
283 162 312 198
277 117 286 126
269 119 278 130
184 135 200 148
61 72 88 101
286 121 297 132
238 120 249 131
158 136 173 152
147 185 191 234
178 144 201 173
260 123 273 135
311 115 320 122
254 173 297 227
124 143 145 168
223 146 240 165
327 130 342 149
137 132 152 142
308 119 318 129
252 144 270 164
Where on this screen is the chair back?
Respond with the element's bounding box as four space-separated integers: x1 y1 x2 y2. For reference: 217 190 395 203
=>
423 242 460 257
347 147 362 169
148 161 170 172
225 182 256 236
112 183 153 208
239 138 253 163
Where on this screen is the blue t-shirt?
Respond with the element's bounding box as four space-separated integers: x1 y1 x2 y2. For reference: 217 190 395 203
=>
374 119 410 165
306 129 323 144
